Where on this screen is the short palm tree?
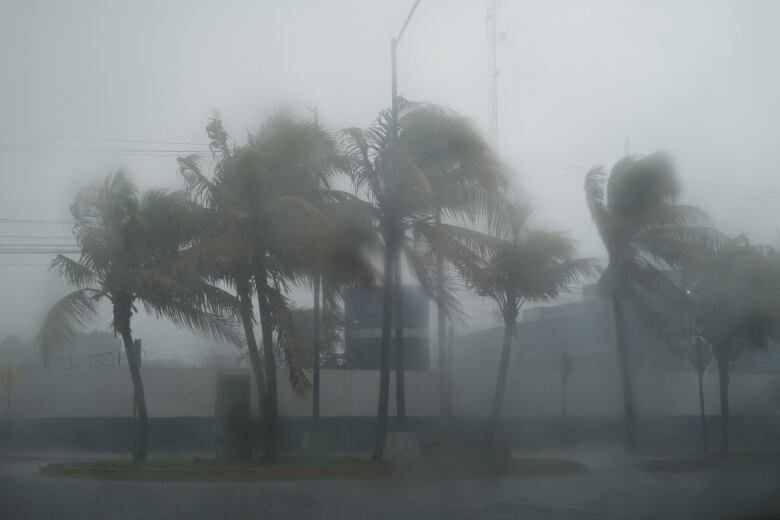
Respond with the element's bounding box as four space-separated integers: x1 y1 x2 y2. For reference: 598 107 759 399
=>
40 172 239 462
462 201 596 446
584 152 720 452
685 238 780 456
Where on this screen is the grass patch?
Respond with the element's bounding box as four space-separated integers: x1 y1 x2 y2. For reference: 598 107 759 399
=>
643 451 780 473
65 455 371 470
41 456 586 481
643 458 723 472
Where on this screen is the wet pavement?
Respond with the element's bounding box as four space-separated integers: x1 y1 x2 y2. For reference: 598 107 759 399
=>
1 454 779 519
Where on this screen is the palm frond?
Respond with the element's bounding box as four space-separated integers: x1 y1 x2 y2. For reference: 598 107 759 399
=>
135 271 243 344
637 225 727 269
403 242 463 323
39 289 101 360
50 255 98 288
266 286 312 398
584 166 611 240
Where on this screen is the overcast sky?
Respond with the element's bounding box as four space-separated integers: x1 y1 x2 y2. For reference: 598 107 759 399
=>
2 0 780 359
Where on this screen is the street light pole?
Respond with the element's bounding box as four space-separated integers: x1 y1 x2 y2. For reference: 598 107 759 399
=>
390 0 421 430
300 102 322 431
391 0 421 139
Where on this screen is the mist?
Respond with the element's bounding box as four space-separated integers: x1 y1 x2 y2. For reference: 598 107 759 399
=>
3 1 780 519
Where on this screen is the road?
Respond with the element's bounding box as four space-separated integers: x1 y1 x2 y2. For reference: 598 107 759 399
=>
1 456 779 519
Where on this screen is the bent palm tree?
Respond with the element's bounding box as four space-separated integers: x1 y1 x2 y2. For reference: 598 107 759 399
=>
343 102 507 460
462 201 595 447
584 153 720 452
180 113 346 461
399 104 507 431
40 172 239 462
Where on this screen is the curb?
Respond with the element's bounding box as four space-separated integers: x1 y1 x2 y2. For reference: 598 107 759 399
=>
40 463 389 481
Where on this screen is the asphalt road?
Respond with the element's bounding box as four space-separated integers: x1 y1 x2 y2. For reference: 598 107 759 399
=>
2 456 780 520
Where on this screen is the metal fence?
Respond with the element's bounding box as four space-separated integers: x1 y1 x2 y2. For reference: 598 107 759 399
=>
22 351 117 373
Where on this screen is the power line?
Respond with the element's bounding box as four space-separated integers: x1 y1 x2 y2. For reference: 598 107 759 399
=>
0 263 51 267
0 218 71 224
2 133 209 147
0 145 211 155
520 165 780 204
0 234 74 239
0 250 78 254
0 243 74 247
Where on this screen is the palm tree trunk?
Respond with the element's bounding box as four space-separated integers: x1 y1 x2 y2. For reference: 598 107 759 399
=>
236 280 266 430
255 266 278 463
312 273 321 431
4 385 10 458
562 379 567 418
716 353 730 458
697 368 707 454
393 249 406 429
435 208 449 434
485 309 515 448
116 320 148 463
612 296 637 453
372 237 395 462
447 325 454 439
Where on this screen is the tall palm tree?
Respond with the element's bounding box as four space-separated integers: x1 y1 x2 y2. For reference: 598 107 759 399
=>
342 102 506 460
40 172 239 462
398 105 507 432
343 106 433 460
180 113 346 461
462 201 595 447
584 152 720 452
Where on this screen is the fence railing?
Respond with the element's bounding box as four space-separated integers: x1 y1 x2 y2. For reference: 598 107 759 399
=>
22 351 117 373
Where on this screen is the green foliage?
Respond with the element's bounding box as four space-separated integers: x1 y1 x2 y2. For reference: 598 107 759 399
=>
690 238 780 362
585 153 723 302
341 102 509 317
40 171 241 357
463 200 596 320
179 112 369 398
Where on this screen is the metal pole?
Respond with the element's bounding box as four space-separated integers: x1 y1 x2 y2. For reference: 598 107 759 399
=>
388 0 420 431
486 0 498 150
391 38 398 140
698 364 707 454
133 339 141 418
308 104 321 432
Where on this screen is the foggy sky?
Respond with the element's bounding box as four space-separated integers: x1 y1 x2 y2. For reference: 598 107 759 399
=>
2 0 779 359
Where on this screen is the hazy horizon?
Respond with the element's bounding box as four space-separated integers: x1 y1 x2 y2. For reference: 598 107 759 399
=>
3 0 780 361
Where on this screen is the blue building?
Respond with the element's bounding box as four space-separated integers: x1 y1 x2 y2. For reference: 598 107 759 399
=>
344 285 430 370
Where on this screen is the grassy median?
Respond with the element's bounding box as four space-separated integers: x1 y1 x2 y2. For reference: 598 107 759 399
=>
40 456 587 481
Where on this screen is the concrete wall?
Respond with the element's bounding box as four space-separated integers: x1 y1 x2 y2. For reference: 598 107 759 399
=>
6 366 780 419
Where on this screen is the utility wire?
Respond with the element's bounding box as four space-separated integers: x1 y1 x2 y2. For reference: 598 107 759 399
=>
0 218 71 224
1 133 209 147
0 145 211 154
0 234 74 239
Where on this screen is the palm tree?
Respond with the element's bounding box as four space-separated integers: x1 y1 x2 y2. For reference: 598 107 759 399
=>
180 113 347 461
584 152 721 452
686 239 780 457
397 104 507 432
342 102 506 460
462 201 595 447
40 172 239 462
